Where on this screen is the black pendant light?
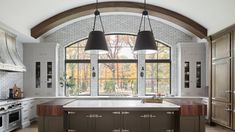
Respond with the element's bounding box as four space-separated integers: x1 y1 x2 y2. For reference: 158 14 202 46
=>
85 0 108 54
134 0 157 54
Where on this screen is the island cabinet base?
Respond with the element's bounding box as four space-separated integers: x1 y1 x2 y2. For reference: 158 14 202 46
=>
38 116 64 132
180 115 205 132
64 110 179 132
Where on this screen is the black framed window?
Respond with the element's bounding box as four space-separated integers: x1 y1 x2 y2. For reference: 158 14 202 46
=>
145 42 171 95
65 34 171 96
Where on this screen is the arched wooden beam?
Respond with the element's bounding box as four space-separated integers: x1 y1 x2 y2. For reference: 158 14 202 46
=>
31 1 207 39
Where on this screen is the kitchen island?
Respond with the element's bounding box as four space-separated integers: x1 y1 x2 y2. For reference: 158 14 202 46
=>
37 98 206 132
63 99 180 132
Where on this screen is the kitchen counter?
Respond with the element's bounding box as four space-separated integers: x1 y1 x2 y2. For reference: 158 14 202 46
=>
63 99 180 111
165 98 207 116
37 99 75 116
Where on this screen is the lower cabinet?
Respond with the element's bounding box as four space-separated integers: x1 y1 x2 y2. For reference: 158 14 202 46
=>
66 110 178 132
212 101 231 127
21 99 37 128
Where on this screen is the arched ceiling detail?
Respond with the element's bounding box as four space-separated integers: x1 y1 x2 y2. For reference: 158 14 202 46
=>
31 1 207 39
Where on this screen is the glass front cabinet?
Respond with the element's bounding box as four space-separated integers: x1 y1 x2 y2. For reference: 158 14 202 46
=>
178 43 206 96
23 43 59 97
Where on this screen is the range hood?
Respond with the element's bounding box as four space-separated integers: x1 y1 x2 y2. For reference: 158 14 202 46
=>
0 29 26 72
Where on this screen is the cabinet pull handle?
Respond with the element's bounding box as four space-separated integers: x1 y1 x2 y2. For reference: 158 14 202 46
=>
166 130 174 132
149 114 156 118
225 90 232 93
112 129 121 132
112 112 121 115
86 114 93 118
122 112 130 115
140 114 149 118
68 112 76 115
166 112 175 115
122 129 129 132
95 114 103 118
225 108 232 112
68 129 77 132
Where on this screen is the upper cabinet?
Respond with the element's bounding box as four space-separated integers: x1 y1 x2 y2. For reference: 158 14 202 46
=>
23 43 59 97
177 43 206 96
212 33 231 60
0 28 26 72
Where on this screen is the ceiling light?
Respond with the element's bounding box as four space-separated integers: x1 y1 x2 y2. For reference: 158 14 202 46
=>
85 0 108 54
134 0 157 54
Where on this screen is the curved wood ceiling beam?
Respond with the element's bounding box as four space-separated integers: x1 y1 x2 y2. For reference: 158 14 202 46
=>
31 1 207 39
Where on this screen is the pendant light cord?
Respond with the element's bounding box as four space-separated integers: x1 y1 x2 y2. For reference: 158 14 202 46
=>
138 0 153 32
92 0 105 32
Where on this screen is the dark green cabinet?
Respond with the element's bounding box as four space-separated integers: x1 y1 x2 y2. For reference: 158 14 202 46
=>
95 111 121 132
67 111 121 132
66 110 178 132
150 111 176 132
123 111 149 132
67 111 94 132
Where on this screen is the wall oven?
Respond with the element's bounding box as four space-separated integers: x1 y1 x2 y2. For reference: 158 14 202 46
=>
7 108 21 131
0 111 7 132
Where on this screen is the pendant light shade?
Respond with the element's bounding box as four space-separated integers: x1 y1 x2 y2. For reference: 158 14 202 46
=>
85 31 108 54
134 1 157 54
134 31 157 54
85 1 108 54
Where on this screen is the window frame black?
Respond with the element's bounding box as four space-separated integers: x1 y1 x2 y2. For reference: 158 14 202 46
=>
65 34 172 96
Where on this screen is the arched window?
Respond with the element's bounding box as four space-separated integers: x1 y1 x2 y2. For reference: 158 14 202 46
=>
65 34 171 96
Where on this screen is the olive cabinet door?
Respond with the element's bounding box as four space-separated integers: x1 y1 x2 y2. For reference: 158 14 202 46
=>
149 111 177 132
122 111 149 132
95 111 122 132
67 111 94 132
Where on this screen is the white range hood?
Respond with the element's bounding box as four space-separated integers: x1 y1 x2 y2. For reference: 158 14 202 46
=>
0 29 26 72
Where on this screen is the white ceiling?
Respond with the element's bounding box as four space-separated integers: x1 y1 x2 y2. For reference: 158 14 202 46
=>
0 0 235 43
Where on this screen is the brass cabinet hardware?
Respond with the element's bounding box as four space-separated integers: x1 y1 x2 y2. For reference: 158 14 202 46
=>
112 129 121 132
149 114 157 118
166 112 175 115
121 129 129 132
112 112 121 115
140 114 149 118
68 112 76 115
224 108 232 112
121 112 130 115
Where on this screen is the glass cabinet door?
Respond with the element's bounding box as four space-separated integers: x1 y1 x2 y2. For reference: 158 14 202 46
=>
36 62 41 88
196 62 201 88
184 62 190 88
47 62 52 88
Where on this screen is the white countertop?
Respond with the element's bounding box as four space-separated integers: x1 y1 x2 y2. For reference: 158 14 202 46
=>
63 100 180 110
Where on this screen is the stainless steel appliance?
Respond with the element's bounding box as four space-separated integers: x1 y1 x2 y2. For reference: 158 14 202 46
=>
0 103 7 132
0 100 22 132
0 107 7 132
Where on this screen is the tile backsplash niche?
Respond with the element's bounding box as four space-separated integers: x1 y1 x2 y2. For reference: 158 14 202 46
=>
0 41 23 99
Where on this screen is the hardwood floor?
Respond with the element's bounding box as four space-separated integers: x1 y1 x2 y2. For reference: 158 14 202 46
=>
13 122 234 132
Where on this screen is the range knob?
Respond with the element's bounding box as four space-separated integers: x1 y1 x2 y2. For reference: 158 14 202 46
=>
0 107 5 111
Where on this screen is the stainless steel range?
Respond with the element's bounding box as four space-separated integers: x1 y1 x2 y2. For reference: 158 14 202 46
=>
0 100 22 132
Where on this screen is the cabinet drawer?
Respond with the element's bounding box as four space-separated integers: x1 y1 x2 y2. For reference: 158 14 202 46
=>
212 101 231 127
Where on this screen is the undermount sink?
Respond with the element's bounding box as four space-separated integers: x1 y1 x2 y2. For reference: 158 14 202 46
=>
141 98 163 103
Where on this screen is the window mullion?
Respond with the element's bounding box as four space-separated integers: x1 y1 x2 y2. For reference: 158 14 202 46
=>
138 54 145 96
91 54 99 96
